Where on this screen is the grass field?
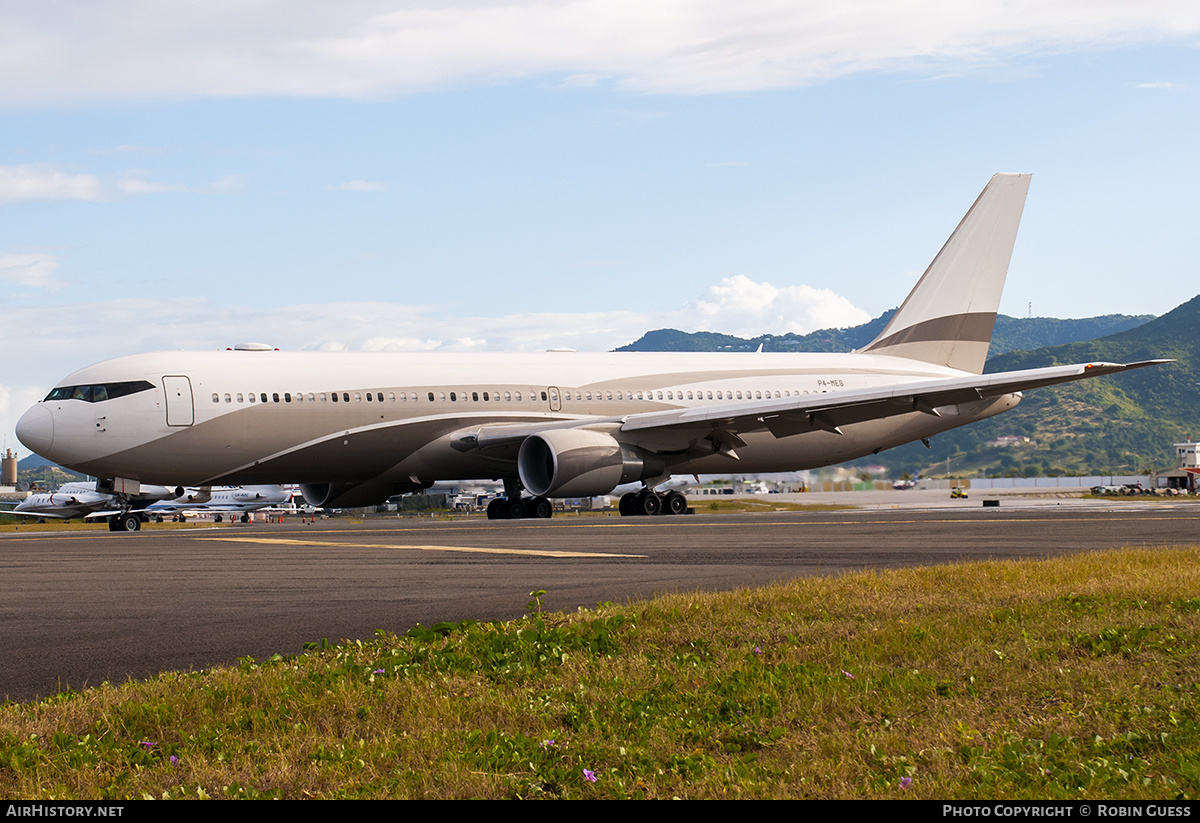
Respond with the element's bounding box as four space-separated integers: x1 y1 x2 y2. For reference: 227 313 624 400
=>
3 545 1199 799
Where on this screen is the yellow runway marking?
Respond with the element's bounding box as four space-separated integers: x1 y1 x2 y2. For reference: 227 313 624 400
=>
195 536 647 559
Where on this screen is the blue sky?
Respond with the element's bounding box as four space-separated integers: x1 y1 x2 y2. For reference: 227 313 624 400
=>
3 1 1199 456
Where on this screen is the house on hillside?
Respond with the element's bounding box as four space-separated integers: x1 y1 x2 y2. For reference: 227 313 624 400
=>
987 435 1032 448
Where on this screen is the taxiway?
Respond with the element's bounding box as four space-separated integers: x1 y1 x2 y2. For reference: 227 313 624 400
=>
2 500 1197 702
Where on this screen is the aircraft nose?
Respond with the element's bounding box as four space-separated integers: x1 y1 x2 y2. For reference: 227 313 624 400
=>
16 404 54 455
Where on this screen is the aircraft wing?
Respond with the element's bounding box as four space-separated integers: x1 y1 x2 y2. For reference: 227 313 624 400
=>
460 360 1168 455
620 359 1169 440
5 510 71 519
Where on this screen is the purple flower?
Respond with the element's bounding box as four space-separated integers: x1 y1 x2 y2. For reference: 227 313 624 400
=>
583 768 597 783
900 777 912 789
754 646 762 655
841 670 855 679
540 739 557 748
140 741 156 749
169 755 179 765
373 669 385 674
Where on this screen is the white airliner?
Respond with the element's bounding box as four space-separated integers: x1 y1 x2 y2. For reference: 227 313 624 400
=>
15 174 1164 522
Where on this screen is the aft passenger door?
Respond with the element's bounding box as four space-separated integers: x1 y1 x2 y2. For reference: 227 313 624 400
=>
162 375 194 426
547 387 562 412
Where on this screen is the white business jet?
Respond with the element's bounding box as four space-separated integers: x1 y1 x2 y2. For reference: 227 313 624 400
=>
16 174 1165 522
147 485 291 522
10 481 195 529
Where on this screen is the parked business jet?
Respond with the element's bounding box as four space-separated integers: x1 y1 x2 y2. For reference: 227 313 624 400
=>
11 481 191 527
148 484 291 522
15 174 1165 523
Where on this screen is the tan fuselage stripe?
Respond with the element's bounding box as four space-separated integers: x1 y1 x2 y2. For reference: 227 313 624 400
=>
194 535 646 558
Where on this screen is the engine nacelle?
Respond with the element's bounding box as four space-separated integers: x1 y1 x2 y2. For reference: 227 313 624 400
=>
300 479 430 509
518 429 663 498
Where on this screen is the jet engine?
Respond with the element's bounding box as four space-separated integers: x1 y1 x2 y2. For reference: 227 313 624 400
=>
517 429 663 498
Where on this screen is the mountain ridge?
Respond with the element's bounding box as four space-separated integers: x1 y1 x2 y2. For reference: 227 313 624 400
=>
617 312 1153 357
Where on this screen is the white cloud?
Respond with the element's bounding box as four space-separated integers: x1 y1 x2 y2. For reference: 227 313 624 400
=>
0 164 106 202
1 2 1198 104
0 164 242 202
116 173 243 195
115 178 191 195
679 274 872 337
0 273 868 377
0 252 62 289
329 180 388 192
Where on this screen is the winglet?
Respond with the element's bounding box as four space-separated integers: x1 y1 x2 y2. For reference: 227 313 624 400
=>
862 173 1032 373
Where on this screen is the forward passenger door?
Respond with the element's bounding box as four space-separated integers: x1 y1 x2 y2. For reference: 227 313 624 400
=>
162 375 194 426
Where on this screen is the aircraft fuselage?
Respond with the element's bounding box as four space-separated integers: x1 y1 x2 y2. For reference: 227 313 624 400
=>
16 348 1016 489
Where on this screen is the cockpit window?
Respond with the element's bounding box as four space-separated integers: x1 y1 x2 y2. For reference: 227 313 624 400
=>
45 380 154 403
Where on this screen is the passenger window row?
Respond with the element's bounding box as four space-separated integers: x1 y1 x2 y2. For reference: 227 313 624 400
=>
208 386 821 405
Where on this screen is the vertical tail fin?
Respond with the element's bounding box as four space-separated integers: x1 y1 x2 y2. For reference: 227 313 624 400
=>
861 173 1031 373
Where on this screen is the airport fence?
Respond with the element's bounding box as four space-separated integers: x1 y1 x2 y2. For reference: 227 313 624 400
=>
918 476 1149 491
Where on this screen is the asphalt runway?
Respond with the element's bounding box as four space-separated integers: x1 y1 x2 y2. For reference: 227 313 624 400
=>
3 500 1199 702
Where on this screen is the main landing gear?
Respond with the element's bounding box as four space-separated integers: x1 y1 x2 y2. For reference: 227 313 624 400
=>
618 489 689 517
486 477 553 520
107 512 142 532
486 496 553 520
